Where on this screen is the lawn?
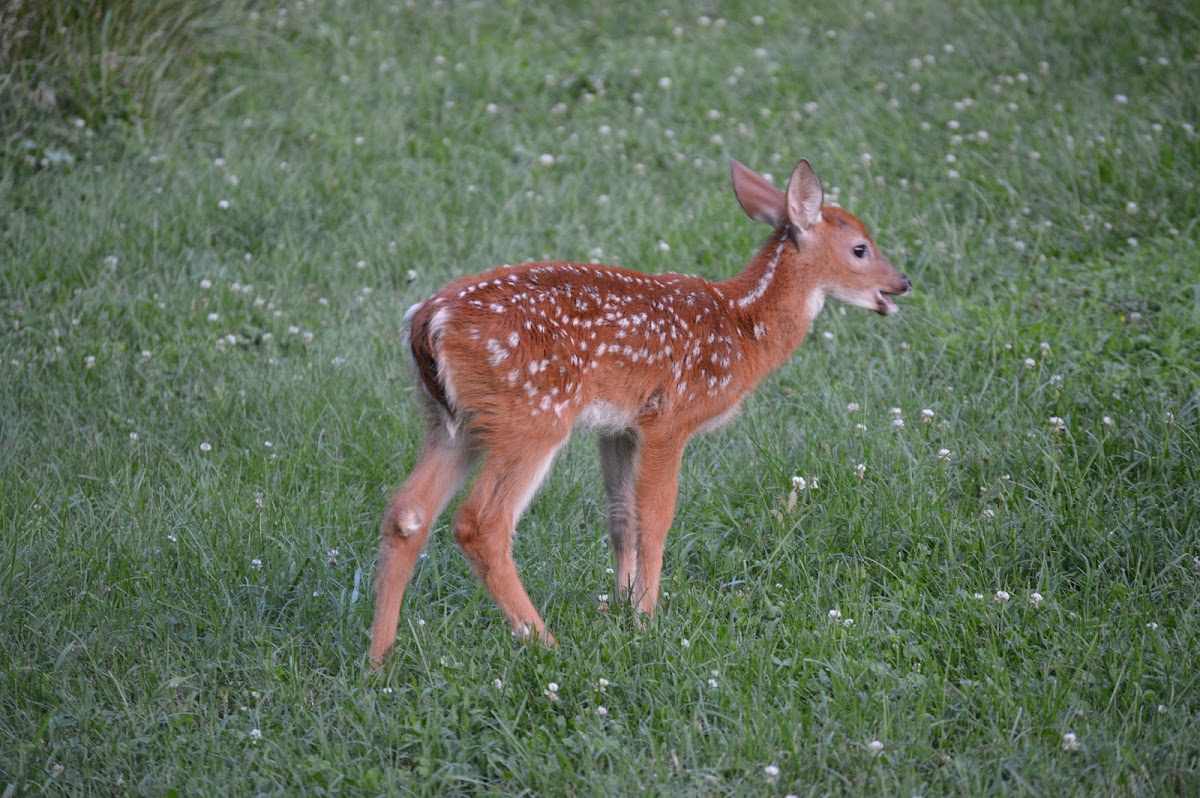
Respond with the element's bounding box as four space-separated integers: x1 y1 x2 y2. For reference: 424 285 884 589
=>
2 1 1198 794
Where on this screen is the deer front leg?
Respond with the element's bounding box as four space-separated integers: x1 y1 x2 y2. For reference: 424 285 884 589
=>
630 431 688 618
598 431 639 604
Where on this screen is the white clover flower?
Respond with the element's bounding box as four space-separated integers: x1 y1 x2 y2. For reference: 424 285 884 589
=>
200 442 212 452
1146 621 1158 630
995 590 1011 603
1029 592 1044 608
598 678 609 693
250 558 262 569
868 740 884 757
596 705 608 716
847 402 861 412
657 240 671 253
974 592 985 600
544 682 559 701
1062 731 1079 751
982 508 995 519
922 408 934 423
892 418 905 429
218 199 230 210
537 153 555 166
938 448 952 463
1114 94 1128 104
493 678 503 689
381 686 393 695
889 406 903 418
1102 415 1114 426
167 534 177 544
658 76 672 89
764 764 780 782
828 608 842 622
680 638 690 648
843 618 854 628
249 728 262 743
1049 416 1065 434
1024 357 1036 370
791 476 807 491
855 423 868 434
855 463 866 480
84 355 96 368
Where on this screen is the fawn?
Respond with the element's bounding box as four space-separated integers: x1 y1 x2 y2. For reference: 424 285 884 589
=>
369 156 910 664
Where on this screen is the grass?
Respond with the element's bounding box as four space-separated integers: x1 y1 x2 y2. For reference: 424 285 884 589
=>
2 0 1199 794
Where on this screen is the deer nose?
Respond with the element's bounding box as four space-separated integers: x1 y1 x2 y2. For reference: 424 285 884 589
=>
899 275 912 295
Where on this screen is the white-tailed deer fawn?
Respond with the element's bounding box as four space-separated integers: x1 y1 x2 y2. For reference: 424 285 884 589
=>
370 156 910 664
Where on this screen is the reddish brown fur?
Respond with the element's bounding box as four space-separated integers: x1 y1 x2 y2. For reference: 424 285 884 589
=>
369 157 910 665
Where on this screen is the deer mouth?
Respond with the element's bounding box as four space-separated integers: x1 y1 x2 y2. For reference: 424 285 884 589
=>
875 291 901 316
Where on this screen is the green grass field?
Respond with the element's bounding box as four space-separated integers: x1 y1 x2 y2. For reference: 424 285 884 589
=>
2 1 1198 794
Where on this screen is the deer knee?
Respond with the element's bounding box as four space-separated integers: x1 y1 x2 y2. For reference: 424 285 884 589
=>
454 509 493 569
382 502 424 540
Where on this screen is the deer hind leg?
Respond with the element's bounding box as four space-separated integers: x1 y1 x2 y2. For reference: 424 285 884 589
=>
629 430 688 618
598 431 639 604
370 428 474 666
453 438 564 643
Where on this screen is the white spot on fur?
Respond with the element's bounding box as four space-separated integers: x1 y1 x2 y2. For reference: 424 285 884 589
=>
695 401 743 435
806 288 826 320
737 238 786 308
428 307 459 412
510 444 563 525
576 400 637 434
398 509 423 536
401 301 425 344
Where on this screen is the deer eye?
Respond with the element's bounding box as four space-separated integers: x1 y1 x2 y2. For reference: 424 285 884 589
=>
852 244 868 259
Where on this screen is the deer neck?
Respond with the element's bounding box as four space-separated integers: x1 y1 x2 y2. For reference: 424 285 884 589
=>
719 227 825 386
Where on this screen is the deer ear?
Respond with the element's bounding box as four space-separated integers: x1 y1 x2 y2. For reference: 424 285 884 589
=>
786 159 824 232
730 158 786 227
